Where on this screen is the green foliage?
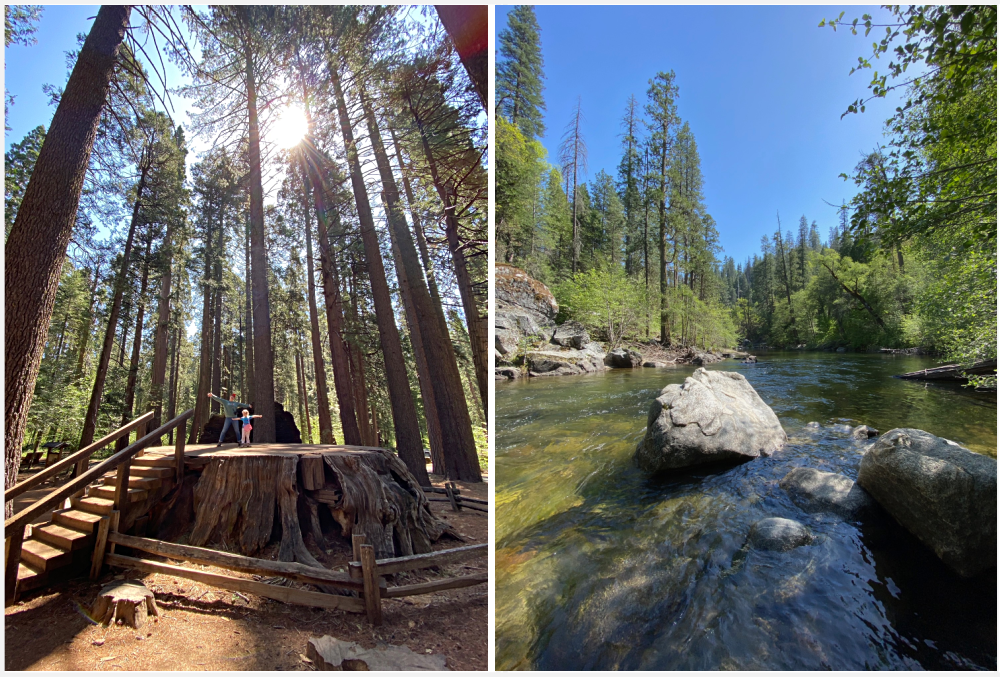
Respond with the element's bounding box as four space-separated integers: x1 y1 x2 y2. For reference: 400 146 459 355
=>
554 266 646 349
4 124 45 240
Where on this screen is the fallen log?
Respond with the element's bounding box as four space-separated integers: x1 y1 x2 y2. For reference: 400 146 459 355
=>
895 359 996 382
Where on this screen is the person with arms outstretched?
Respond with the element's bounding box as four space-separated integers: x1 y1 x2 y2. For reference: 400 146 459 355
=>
207 392 251 447
234 409 263 447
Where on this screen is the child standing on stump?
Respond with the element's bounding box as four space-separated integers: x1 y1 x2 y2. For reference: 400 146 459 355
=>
234 409 262 448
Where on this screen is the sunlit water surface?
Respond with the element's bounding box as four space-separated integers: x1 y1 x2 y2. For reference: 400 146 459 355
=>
495 352 996 670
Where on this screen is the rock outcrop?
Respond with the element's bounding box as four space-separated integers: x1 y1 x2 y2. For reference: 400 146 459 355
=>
551 321 590 349
676 348 726 366
857 428 997 577
779 467 873 518
526 343 606 377
494 265 558 358
747 517 813 552
634 368 787 474
605 348 642 369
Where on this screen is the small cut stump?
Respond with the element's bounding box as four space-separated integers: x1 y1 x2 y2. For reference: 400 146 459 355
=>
91 580 159 628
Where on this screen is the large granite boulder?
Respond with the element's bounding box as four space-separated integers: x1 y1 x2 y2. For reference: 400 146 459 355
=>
779 467 874 518
634 368 786 474
605 348 643 369
747 517 813 551
678 348 725 366
494 265 558 357
551 321 590 349
526 343 606 377
857 428 997 577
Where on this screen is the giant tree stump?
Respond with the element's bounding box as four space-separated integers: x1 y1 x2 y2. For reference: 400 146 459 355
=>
187 446 450 561
91 580 159 628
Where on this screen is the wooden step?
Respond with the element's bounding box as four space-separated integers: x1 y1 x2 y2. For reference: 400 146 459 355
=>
53 509 104 533
16 561 45 587
133 456 177 468
20 538 72 572
100 475 160 490
71 496 115 515
33 523 94 551
88 485 149 503
131 466 175 479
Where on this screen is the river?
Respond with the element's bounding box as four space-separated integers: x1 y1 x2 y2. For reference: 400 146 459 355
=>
495 352 996 670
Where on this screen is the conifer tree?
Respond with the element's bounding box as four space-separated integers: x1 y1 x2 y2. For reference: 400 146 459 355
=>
496 5 545 139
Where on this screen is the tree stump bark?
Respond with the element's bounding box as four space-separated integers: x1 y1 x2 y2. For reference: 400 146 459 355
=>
91 580 158 628
187 449 451 561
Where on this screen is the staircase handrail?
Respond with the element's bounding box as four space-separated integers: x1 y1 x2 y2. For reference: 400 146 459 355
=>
5 411 155 504
4 409 193 535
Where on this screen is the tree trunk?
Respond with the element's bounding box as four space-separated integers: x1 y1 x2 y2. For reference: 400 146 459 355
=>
244 23 275 442
298 160 335 445
115 232 152 451
403 90 489 416
347 261 375 447
79 163 148 452
74 260 103 381
211 212 224 409
5 6 130 508
434 5 487 111
167 322 180 445
244 220 255 404
359 93 447 476
149 219 173 435
329 58 424 481
190 218 215 445
295 345 313 444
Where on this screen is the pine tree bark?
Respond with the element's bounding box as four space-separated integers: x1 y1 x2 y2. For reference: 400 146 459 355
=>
403 88 490 415
5 6 130 507
116 233 152 451
243 18 275 442
243 221 255 404
211 215 224 410
149 219 174 435
190 215 215 445
328 58 425 481
295 345 313 444
347 263 375 446
167 321 180 445
79 163 148 451
298 162 335 445
434 5 487 110
362 90 479 481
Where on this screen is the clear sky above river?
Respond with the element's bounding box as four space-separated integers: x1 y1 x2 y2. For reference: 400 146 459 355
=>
496 5 908 264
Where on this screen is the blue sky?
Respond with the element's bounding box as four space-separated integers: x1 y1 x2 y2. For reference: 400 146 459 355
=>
497 5 908 265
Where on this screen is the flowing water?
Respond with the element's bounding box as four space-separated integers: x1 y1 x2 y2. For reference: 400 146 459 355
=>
495 352 997 670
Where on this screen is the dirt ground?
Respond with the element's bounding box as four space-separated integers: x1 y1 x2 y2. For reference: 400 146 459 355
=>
5 475 489 671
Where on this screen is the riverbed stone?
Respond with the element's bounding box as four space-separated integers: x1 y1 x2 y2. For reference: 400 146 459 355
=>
852 425 879 439
779 467 874 518
747 517 813 551
634 368 787 474
605 348 643 368
551 321 590 349
643 360 671 368
857 428 997 577
495 367 521 381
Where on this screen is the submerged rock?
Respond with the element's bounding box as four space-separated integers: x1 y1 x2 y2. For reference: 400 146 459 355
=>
605 348 643 369
551 321 590 349
748 517 813 551
852 424 879 439
779 467 874 518
643 360 671 368
857 428 997 577
634 368 787 474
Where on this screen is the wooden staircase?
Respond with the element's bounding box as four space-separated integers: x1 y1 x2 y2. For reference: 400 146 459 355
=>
13 454 178 595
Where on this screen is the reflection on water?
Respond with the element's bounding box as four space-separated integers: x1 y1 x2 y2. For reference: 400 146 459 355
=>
495 353 997 670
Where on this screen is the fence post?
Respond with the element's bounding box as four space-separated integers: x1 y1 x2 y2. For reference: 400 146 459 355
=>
106 510 121 555
4 525 26 605
359 543 382 626
174 419 186 483
113 459 132 513
90 514 111 579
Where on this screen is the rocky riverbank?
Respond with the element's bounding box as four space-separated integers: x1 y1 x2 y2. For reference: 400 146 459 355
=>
494 266 744 380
